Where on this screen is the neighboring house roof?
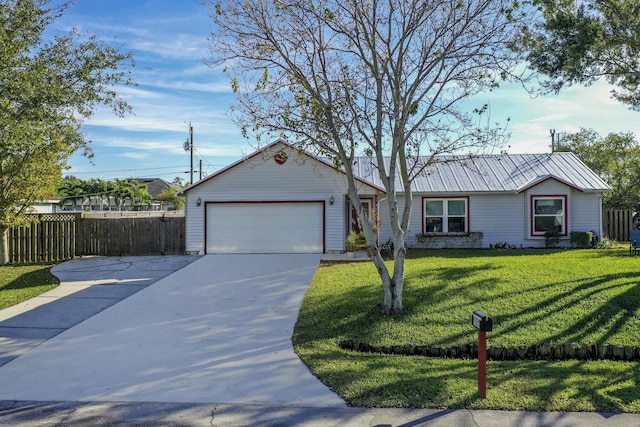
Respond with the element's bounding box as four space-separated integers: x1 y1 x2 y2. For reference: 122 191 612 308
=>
36 198 60 204
351 152 611 193
133 178 172 198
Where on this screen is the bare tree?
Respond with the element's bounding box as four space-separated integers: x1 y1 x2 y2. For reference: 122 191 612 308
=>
205 0 527 314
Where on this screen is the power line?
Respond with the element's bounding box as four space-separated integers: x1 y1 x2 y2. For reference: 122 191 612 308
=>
84 120 216 130
63 166 186 175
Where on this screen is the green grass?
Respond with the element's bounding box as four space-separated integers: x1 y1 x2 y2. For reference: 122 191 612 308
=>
293 249 640 411
0 264 59 310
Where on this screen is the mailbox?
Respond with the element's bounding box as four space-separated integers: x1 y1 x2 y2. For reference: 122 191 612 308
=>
472 310 492 332
472 310 492 398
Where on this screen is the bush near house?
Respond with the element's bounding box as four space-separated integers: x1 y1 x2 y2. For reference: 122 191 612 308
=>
570 231 594 248
293 249 640 412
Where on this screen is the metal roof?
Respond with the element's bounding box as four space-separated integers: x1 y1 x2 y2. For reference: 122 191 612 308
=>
351 152 611 193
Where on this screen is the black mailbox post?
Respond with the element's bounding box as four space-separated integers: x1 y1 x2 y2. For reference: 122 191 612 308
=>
471 310 492 398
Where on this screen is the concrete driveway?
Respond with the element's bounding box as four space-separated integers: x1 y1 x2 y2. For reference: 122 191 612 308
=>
0 255 198 367
0 254 345 407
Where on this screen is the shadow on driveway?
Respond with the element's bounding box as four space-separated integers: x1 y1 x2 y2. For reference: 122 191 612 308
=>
0 256 200 366
0 254 345 407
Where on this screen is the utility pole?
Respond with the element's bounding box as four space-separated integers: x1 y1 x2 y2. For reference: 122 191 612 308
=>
550 129 556 152
189 123 194 184
199 159 203 181
183 122 194 184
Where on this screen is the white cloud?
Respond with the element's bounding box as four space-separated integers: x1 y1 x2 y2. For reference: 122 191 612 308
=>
118 152 149 160
469 79 640 153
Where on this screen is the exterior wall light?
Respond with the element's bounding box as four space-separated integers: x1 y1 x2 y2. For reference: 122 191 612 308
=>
197 197 202 206
330 196 335 205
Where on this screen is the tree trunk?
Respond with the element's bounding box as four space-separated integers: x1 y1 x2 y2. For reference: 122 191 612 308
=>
369 250 396 314
391 245 406 313
345 156 410 315
375 174 411 315
368 221 407 315
0 227 9 265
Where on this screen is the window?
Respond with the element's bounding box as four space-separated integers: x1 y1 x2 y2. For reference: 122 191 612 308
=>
424 198 468 233
532 196 566 235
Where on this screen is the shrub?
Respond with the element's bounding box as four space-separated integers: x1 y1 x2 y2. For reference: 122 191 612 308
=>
544 230 561 248
379 238 394 254
570 231 593 248
346 231 360 252
489 242 517 250
598 238 618 249
414 231 483 249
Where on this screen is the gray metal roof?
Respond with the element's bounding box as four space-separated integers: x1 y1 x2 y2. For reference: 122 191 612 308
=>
352 152 611 193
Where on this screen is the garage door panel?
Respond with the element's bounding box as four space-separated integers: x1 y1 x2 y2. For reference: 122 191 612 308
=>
206 202 323 254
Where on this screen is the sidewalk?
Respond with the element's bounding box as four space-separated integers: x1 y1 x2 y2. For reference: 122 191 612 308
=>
1 400 638 426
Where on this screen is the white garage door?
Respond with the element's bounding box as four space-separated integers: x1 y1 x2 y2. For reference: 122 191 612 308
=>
206 202 324 254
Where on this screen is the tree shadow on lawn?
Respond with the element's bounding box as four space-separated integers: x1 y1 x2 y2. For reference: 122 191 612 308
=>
296 343 640 411
0 268 57 291
301 253 640 351
491 358 640 412
402 255 640 347
295 344 479 408
296 256 640 410
490 271 640 347
303 268 500 347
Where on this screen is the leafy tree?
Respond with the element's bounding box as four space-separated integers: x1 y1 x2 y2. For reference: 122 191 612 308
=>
58 176 105 210
206 0 527 314
111 179 152 211
86 178 111 210
555 128 640 208
171 177 185 187
157 185 185 210
0 0 134 263
57 178 153 211
57 176 85 210
522 0 640 109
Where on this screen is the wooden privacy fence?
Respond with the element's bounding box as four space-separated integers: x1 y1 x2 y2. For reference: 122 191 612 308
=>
77 215 185 257
8 213 80 264
8 213 185 264
602 209 634 242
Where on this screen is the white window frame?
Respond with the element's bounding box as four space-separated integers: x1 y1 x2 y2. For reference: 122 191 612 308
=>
531 195 567 236
423 197 469 234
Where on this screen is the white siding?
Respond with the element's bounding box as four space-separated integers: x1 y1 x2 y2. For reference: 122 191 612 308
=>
185 145 605 253
184 145 378 253
569 191 603 241
377 195 431 248
380 193 530 249
378 179 603 249
469 194 526 247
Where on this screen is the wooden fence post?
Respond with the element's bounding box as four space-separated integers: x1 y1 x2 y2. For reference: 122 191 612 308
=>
603 209 634 242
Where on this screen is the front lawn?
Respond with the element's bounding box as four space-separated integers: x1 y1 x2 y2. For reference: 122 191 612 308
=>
0 265 59 310
293 249 640 411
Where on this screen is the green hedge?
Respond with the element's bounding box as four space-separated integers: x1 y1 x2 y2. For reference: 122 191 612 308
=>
339 340 640 362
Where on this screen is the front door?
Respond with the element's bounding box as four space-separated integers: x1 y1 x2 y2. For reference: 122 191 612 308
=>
350 198 372 234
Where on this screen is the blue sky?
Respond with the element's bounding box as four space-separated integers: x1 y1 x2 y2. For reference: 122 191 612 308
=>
55 0 640 183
